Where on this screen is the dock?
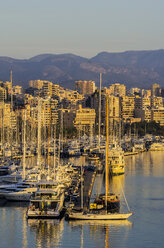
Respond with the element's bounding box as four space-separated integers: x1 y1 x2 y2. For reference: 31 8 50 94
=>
73 169 97 211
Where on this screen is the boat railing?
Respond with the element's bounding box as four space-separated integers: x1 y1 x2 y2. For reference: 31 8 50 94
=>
31 195 58 200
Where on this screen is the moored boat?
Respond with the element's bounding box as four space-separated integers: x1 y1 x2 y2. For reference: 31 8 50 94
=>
67 211 133 220
26 180 65 219
66 96 133 221
108 143 125 176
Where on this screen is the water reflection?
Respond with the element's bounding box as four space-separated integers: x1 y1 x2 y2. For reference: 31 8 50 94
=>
0 202 29 248
1 151 164 248
125 151 164 177
68 220 132 248
27 219 64 248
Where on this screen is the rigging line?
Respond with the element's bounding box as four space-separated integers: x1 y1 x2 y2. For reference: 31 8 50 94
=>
118 177 131 212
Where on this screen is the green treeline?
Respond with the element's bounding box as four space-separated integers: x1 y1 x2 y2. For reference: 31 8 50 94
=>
124 121 164 137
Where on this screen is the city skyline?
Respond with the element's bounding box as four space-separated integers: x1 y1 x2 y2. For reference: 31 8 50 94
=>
0 0 164 59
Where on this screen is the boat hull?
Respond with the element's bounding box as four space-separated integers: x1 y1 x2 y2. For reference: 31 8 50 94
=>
110 169 125 176
4 193 32 202
67 212 133 220
27 209 61 219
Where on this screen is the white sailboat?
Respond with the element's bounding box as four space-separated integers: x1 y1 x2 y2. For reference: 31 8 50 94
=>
66 95 133 220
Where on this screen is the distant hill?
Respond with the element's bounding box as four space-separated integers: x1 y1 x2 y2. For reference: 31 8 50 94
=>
0 50 164 89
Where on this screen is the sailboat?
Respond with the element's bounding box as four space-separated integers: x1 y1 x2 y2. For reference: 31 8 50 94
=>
66 95 133 220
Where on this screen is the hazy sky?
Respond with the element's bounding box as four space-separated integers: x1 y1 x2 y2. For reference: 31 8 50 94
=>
0 0 163 59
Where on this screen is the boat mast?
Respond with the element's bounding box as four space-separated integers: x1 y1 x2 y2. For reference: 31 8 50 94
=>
37 98 42 170
98 73 102 151
53 123 56 176
10 70 13 111
59 104 64 157
1 99 4 159
10 71 13 157
47 107 51 179
105 95 109 210
22 109 26 180
81 158 84 211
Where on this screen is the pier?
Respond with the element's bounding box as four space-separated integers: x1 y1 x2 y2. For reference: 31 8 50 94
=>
71 168 97 211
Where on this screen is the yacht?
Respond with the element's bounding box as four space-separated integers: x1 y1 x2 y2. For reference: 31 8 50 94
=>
3 187 38 201
108 144 125 176
27 180 65 218
149 142 164 151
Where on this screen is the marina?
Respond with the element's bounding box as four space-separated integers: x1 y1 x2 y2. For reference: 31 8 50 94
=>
0 75 164 247
0 151 164 247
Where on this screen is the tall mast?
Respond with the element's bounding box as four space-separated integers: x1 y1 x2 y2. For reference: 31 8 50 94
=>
53 123 56 174
47 107 51 178
60 105 64 155
37 98 42 169
81 159 84 211
10 70 13 111
22 110 26 180
98 73 102 151
10 70 13 152
105 95 109 209
1 100 4 159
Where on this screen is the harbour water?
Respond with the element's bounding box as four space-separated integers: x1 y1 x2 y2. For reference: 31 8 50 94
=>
0 151 164 248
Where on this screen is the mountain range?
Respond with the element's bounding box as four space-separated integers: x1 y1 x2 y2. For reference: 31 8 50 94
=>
0 49 164 89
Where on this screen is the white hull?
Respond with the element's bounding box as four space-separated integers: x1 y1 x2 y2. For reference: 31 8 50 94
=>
4 193 32 201
4 188 37 202
67 212 133 220
27 192 65 219
27 209 61 218
149 148 164 151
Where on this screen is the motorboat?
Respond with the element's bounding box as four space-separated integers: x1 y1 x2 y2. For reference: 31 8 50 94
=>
149 142 164 151
108 144 125 176
27 180 65 218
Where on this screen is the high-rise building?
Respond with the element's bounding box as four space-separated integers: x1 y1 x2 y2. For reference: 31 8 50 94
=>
42 81 59 98
29 80 44 89
151 97 163 108
90 89 107 126
135 96 142 109
121 96 135 122
108 95 120 119
109 83 126 97
0 87 7 102
75 80 96 95
130 87 141 95
141 89 151 97
74 104 96 130
151 83 161 97
58 109 76 129
135 108 151 122
142 96 151 109
151 107 164 126
13 85 22 95
0 103 13 128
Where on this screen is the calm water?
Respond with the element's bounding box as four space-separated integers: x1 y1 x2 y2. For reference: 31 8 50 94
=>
0 151 164 248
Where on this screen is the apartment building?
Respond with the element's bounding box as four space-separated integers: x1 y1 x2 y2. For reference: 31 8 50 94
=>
151 107 164 126
109 83 126 97
74 105 96 130
75 80 96 95
121 96 135 122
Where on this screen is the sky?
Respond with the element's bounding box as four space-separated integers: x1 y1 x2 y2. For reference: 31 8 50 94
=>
0 0 164 59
